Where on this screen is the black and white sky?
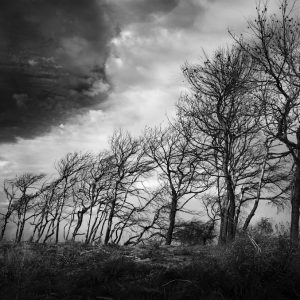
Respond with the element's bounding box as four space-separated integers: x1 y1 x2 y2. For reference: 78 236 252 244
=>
1 0 279 180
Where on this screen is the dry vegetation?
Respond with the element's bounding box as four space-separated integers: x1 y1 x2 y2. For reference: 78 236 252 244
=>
1 233 300 300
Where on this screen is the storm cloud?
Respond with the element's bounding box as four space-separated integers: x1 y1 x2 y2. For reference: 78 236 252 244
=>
0 0 180 143
0 0 115 143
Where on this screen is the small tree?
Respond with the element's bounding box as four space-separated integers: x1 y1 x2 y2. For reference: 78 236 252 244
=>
144 124 211 245
0 182 16 240
255 217 274 236
103 129 153 245
1 173 45 243
70 152 113 243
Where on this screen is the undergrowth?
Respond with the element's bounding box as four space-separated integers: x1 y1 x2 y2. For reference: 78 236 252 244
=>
0 235 299 300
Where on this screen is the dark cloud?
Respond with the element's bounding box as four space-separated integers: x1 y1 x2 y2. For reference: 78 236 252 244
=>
0 0 115 143
0 0 181 143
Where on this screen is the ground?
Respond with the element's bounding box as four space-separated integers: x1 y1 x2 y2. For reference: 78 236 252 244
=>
0 237 300 299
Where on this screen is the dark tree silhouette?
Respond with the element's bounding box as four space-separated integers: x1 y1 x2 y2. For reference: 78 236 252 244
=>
103 129 153 245
1 173 45 242
232 0 300 244
144 125 210 245
178 46 265 243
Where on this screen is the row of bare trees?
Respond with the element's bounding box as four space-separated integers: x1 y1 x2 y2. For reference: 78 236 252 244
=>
0 0 299 245
0 128 212 245
0 121 291 245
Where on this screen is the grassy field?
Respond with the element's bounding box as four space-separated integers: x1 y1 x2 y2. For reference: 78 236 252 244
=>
0 236 300 300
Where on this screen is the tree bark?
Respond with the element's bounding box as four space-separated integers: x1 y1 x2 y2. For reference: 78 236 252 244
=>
227 184 236 241
223 170 235 242
218 208 228 245
243 152 268 231
290 169 300 245
165 195 177 245
0 214 11 241
291 127 300 245
72 208 88 240
104 197 117 245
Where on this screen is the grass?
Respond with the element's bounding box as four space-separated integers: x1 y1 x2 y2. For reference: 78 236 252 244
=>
0 235 300 300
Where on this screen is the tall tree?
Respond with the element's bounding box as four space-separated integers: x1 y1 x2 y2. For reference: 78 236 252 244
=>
232 0 300 244
178 46 265 243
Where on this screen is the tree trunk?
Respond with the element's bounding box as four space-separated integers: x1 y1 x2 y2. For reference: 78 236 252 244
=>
55 218 60 244
17 219 25 243
291 128 300 245
72 208 88 240
290 170 300 245
243 152 268 231
36 214 49 243
222 135 236 243
218 208 228 245
165 196 177 245
225 177 235 242
0 215 10 241
243 198 260 232
234 202 242 236
104 198 117 245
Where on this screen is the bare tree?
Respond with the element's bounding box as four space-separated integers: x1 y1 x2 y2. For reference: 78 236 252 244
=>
103 129 153 245
70 151 113 243
0 181 17 240
144 124 210 245
114 184 169 246
1 173 46 243
178 46 268 243
34 152 90 243
31 178 62 243
232 0 300 243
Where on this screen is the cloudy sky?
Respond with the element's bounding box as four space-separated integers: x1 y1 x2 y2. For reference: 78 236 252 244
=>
0 0 280 180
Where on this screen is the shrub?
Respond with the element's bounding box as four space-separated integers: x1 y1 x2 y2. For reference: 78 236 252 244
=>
173 220 216 246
